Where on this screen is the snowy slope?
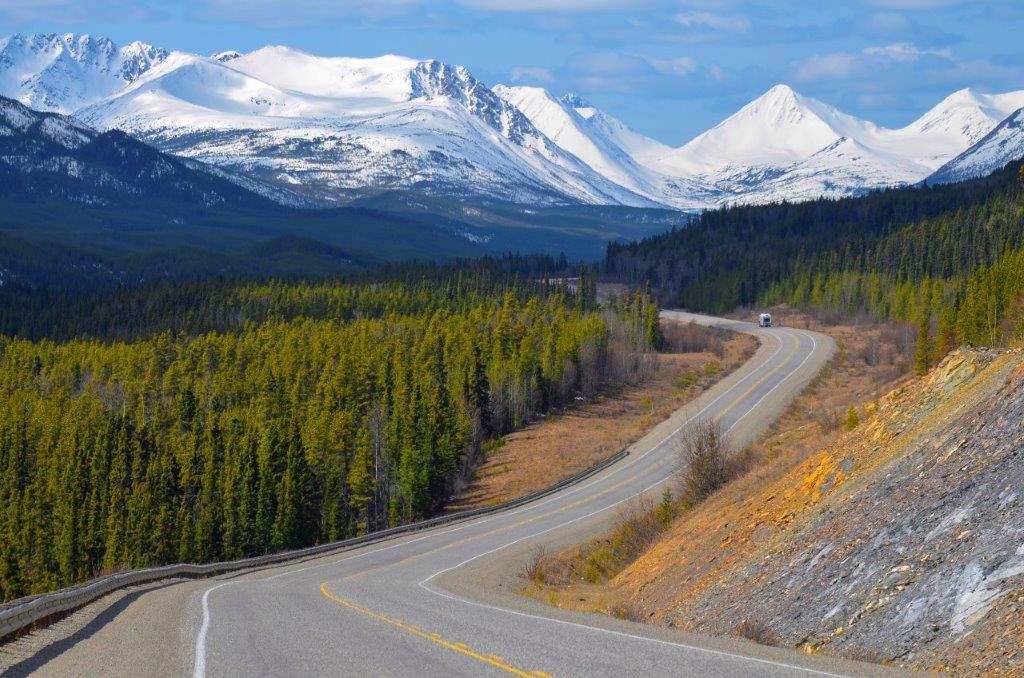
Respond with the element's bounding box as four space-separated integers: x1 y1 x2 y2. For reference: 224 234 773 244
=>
739 136 931 204
501 82 1024 208
872 88 1024 170
492 85 712 208
0 33 167 113
928 107 1024 184
636 85 931 206
655 85 864 174
2 32 1021 211
0 94 287 208
74 44 654 207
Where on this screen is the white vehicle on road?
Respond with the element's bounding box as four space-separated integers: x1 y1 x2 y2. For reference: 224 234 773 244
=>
758 312 773 327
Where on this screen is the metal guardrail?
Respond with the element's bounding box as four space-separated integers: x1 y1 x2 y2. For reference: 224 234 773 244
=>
0 447 629 640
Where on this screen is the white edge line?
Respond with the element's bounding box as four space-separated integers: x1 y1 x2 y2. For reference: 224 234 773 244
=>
193 582 230 678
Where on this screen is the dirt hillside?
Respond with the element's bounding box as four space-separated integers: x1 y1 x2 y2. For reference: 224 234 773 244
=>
608 348 1024 674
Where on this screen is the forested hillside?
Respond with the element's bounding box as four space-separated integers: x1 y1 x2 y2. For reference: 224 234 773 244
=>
606 161 1024 361
604 160 1022 314
0 270 659 601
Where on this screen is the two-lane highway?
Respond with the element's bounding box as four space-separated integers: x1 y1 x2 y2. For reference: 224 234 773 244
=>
7 313 904 677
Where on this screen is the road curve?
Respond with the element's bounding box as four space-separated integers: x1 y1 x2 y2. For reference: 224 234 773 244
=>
6 313 904 678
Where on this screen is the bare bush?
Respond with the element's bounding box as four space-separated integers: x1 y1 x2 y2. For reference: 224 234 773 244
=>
677 418 729 506
520 544 548 585
814 406 841 433
610 495 661 560
610 600 647 622
734 619 779 646
662 321 729 358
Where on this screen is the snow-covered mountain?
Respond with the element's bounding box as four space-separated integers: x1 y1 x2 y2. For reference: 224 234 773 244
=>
928 107 1024 184
643 84 929 205
2 32 1022 211
493 86 714 208
498 82 1024 208
0 33 167 113
886 89 1024 169
0 94 281 208
66 41 653 207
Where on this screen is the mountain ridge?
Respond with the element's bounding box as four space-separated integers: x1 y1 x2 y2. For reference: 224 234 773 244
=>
3 32 1023 210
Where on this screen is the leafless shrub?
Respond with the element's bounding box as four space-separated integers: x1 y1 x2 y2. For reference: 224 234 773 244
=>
814 406 841 433
734 619 779 646
610 495 661 560
610 600 647 622
662 321 729 358
677 418 730 506
520 544 548 585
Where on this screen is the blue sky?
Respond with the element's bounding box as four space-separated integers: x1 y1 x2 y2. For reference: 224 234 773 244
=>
2 0 1022 144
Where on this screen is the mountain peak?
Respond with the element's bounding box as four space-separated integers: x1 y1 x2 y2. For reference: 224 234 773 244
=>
212 50 241 63
0 32 169 113
744 84 804 114
560 93 593 110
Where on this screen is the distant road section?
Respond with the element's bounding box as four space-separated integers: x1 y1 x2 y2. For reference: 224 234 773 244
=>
9 312 904 677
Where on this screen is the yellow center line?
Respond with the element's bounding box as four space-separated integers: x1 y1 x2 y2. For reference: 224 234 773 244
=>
320 582 545 677
710 330 802 424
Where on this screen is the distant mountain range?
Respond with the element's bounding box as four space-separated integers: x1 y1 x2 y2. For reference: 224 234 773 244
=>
2 32 1023 210
0 93 682 288
0 95 289 208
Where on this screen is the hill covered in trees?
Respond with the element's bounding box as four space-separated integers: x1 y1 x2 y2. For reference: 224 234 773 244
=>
0 269 659 601
604 160 1022 312
605 160 1024 364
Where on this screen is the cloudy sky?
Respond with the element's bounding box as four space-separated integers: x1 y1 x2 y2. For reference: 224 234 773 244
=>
2 0 1021 144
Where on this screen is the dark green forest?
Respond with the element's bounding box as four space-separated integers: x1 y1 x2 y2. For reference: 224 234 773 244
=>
0 269 659 601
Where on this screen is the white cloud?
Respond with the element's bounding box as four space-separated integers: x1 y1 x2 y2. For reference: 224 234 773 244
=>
457 0 645 10
792 52 857 82
673 11 750 34
864 42 952 62
649 56 698 77
510 66 555 83
793 42 955 82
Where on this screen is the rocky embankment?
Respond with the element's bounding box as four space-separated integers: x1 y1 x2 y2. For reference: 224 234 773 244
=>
610 348 1024 674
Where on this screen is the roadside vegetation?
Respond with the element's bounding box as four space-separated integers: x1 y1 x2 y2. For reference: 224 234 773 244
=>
528 163 1024 672
605 160 1024 362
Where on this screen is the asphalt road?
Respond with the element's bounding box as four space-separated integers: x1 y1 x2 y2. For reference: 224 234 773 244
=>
6 312 906 678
